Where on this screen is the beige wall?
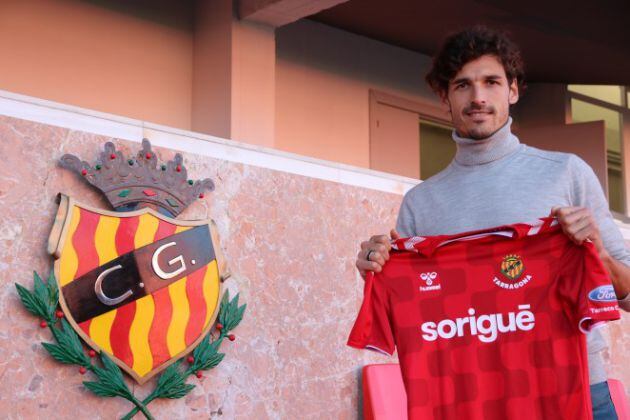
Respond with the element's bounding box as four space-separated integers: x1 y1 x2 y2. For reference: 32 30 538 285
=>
0 0 194 129
0 2 444 167
0 0 278 144
275 20 439 168
511 83 569 129
1 1 604 177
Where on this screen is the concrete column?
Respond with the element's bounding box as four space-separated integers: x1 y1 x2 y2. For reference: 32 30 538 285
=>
192 0 275 148
192 0 233 139
230 19 276 147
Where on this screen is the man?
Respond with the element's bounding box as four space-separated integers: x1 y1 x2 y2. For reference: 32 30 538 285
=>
355 26 630 419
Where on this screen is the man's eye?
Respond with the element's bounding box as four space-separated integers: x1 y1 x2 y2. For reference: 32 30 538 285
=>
488 80 499 85
456 83 467 89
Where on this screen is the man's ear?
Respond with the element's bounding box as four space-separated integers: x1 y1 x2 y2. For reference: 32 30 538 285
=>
508 79 519 105
440 92 451 114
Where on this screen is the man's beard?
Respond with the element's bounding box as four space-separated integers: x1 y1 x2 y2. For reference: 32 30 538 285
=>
468 126 497 140
461 104 506 141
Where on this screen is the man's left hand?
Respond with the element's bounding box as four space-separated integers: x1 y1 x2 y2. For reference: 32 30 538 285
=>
552 206 630 301
550 206 607 258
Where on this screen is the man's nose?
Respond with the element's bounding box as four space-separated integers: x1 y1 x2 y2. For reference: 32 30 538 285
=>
470 85 486 106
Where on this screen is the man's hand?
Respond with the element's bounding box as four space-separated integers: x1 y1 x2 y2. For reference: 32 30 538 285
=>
551 206 630 301
550 206 606 257
356 229 400 279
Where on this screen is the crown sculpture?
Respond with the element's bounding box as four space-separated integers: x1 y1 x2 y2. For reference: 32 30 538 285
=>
59 139 215 216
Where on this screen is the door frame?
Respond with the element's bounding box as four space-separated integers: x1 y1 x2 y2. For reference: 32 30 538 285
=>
567 88 630 216
369 90 452 179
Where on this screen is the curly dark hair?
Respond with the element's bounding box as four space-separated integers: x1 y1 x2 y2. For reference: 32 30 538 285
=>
426 26 525 96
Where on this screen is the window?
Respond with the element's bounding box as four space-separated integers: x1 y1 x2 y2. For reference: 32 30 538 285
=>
568 85 630 214
419 120 455 180
568 85 623 106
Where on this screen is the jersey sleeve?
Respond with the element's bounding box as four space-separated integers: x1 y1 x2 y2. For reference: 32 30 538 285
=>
347 272 395 356
558 240 620 333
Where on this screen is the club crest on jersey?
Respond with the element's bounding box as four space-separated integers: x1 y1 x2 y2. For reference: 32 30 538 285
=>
419 271 441 292
494 254 532 290
500 254 524 280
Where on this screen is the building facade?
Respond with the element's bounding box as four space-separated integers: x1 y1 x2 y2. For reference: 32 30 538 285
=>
1 0 628 417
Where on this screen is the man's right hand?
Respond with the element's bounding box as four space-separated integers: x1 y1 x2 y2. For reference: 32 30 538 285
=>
356 229 400 279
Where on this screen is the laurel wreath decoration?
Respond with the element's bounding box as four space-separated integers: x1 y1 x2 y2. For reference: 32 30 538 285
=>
16 271 246 420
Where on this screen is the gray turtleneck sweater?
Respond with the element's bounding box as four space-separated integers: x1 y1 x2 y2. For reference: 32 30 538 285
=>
396 117 630 384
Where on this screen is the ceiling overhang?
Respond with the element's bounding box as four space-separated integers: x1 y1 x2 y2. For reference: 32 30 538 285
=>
308 0 630 85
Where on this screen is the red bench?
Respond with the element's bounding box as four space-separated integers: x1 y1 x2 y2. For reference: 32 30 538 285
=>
609 379 629 420
362 364 407 420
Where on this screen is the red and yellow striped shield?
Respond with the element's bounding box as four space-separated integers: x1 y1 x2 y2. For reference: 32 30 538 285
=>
48 195 224 384
500 254 524 281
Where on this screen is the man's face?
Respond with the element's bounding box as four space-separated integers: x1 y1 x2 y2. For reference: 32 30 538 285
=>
443 54 519 140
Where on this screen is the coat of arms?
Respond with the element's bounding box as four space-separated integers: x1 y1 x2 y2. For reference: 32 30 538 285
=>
16 140 246 419
500 254 525 280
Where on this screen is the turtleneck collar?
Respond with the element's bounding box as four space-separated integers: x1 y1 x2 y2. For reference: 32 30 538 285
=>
451 117 521 166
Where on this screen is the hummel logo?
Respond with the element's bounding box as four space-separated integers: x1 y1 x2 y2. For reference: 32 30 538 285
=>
420 272 437 285
419 272 441 292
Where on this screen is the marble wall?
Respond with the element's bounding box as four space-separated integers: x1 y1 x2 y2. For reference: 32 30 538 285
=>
0 115 400 418
0 115 628 419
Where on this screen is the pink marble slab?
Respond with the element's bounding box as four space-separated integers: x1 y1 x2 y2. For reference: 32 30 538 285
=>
0 115 400 418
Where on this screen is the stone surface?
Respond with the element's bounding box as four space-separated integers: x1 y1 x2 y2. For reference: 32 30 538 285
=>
0 115 397 418
1 115 627 418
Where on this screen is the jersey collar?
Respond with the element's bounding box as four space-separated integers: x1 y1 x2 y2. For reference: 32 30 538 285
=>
392 217 559 257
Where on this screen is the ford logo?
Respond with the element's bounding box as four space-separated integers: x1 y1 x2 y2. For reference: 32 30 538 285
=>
588 285 616 302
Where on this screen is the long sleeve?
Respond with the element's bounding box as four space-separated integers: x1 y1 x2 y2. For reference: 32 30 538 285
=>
396 193 418 237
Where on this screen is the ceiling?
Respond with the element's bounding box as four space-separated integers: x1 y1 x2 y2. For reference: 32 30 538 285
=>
310 0 630 85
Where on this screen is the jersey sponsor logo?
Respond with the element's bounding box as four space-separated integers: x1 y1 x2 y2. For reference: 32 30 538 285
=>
588 285 616 302
420 304 535 343
419 271 441 292
589 305 619 314
494 254 532 290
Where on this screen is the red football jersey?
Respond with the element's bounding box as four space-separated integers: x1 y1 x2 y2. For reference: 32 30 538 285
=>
348 218 620 420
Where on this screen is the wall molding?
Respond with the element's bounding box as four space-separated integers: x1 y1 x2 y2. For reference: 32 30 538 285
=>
3 89 629 236
0 89 418 195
